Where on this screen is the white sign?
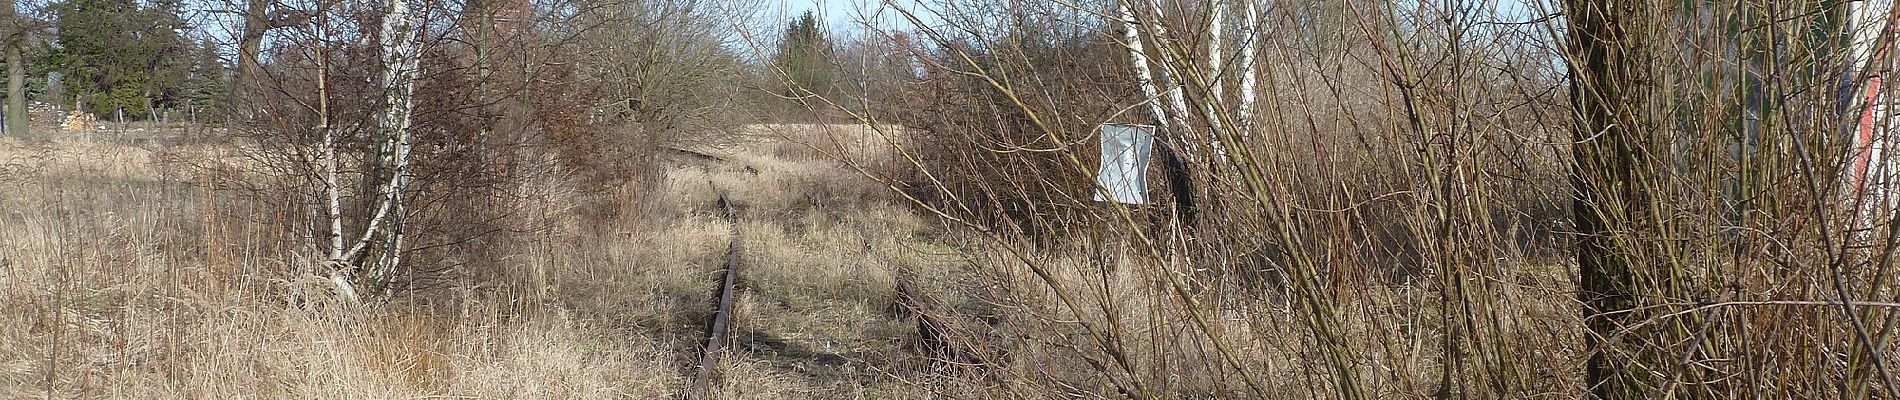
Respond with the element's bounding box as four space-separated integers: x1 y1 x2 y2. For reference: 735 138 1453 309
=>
1095 123 1155 204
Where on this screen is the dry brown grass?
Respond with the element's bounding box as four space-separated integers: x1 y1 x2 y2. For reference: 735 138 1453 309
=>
0 118 1596 400
0 135 680 398
0 124 988 398
12 121 1606 399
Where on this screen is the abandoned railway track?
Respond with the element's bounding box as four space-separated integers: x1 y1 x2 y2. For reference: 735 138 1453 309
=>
684 185 742 400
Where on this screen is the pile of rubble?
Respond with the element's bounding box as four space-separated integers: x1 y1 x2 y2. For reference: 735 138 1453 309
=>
26 101 61 128
0 101 111 133
0 101 94 133
60 109 98 131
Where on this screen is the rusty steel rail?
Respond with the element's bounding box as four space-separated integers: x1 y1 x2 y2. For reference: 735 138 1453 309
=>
685 186 741 400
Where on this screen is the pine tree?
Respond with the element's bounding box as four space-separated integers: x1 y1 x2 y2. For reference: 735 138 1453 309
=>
46 0 192 120
179 38 227 123
773 11 835 110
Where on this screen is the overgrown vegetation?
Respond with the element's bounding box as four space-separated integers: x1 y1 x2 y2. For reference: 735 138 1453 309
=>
6 0 1900 398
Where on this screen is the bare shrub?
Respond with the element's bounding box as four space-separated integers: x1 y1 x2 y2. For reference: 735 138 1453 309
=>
764 0 1900 397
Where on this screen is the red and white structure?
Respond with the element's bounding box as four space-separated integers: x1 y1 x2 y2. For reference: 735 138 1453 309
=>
1851 1 1900 220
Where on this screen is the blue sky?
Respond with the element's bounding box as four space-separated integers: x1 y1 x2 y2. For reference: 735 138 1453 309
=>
781 0 923 32
779 0 1550 36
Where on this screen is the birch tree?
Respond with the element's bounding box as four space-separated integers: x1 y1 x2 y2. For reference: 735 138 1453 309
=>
1132 0 1197 157
1119 0 1254 163
256 0 742 302
1206 0 1222 105
364 0 423 293
1234 0 1256 136
1119 0 1168 127
1198 0 1229 159
307 0 424 301
1116 0 1259 219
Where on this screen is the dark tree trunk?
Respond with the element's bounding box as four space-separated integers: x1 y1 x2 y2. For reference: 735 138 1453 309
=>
2 0 22 137
231 0 270 122
1564 0 1647 397
1155 126 1197 228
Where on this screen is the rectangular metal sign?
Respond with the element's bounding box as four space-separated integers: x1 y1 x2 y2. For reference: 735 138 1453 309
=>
1095 123 1155 204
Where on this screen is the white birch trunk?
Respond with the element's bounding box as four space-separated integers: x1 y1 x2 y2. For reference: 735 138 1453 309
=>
303 7 360 303
1136 0 1200 159
1137 0 1232 161
1236 0 1258 138
329 272 359 302
1207 0 1224 103
1122 0 1168 125
367 0 424 291
322 62 354 301
323 127 342 262
1202 0 1229 160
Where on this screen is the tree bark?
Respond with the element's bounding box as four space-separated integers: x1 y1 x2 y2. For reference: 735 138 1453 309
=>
1565 0 1647 397
3 0 22 137
365 0 424 294
1207 0 1223 104
315 29 354 302
231 0 271 123
6 35 23 137
1134 0 1199 159
1121 0 1186 135
1235 0 1256 137
1201 0 1229 160
1120 0 1198 225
